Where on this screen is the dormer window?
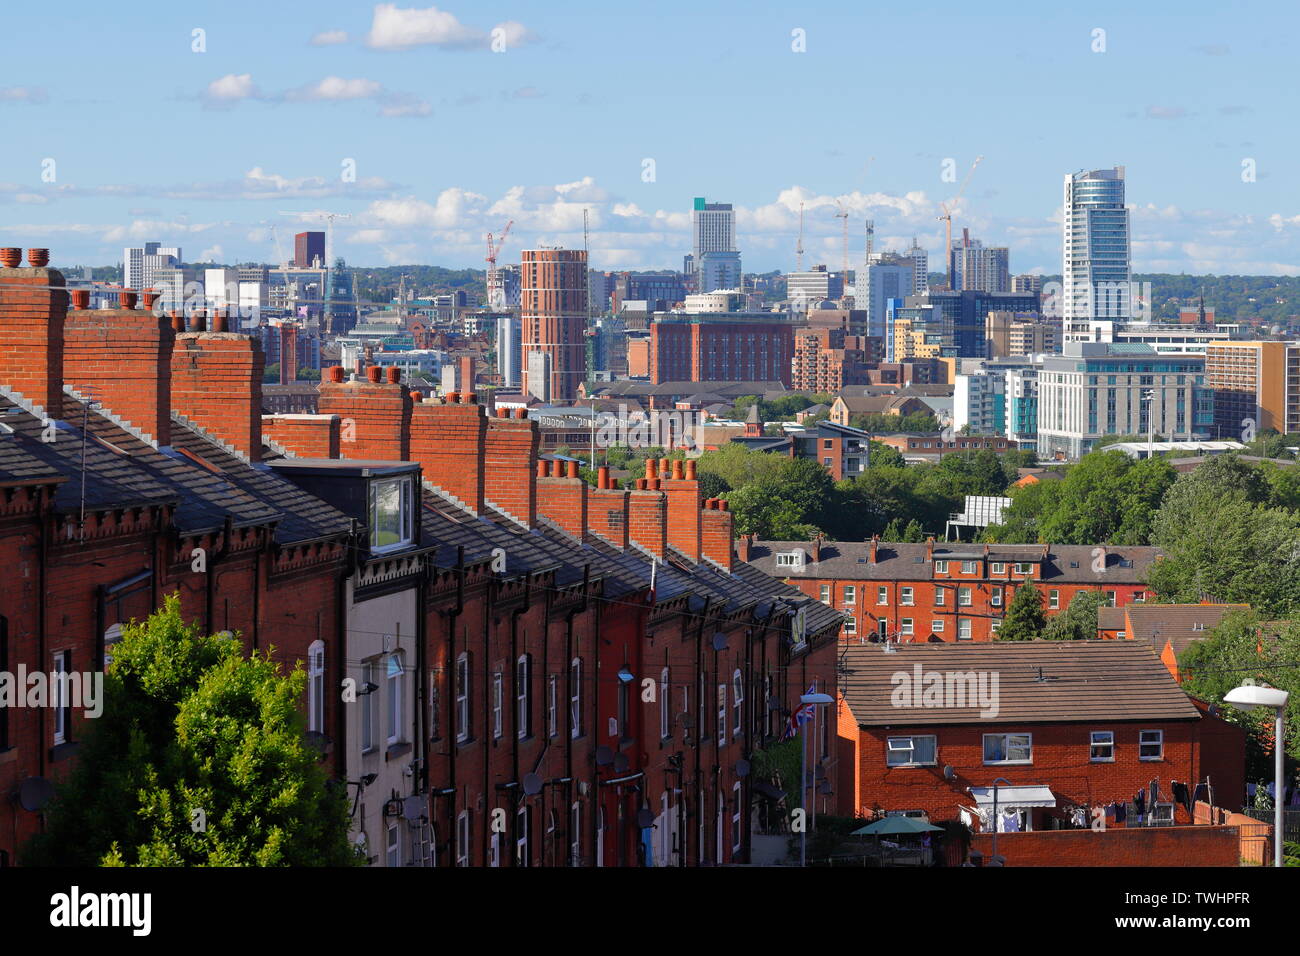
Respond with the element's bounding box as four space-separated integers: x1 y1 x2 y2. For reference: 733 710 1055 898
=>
370 476 414 552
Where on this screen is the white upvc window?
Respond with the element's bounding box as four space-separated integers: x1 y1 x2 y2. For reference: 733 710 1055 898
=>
386 650 404 746
516 654 530 740
732 669 744 735
983 732 1032 764
547 675 558 738
961 560 977 574
900 586 914 605
934 586 946 606
887 735 937 766
716 683 727 747
957 618 972 641
819 584 831 604
934 560 948 573
1090 731 1115 762
876 586 887 605
844 585 857 605
52 650 70 745
1049 589 1060 609
516 805 530 867
843 616 856 635
731 782 743 854
386 821 401 868
1140 729 1164 760
932 619 945 633
900 618 913 636
1013 562 1031 576
369 476 414 553
455 653 470 742
958 587 972 607
991 588 1003 608
307 640 325 734
492 671 503 739
990 562 1005 575
570 658 583 737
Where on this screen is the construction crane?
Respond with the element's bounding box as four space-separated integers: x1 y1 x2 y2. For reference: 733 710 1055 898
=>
795 202 805 272
485 219 514 310
834 199 850 292
936 155 982 289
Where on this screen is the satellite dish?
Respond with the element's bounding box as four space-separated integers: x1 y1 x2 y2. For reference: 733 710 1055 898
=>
637 808 655 828
617 667 635 684
595 746 614 767
522 773 543 796
680 713 696 729
18 777 53 812
943 764 955 781
402 795 425 822
711 631 728 651
613 753 629 773
735 759 751 778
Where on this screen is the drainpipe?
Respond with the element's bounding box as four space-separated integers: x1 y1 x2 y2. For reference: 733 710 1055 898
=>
508 577 532 865
563 565 590 865
693 597 713 865
205 514 234 634
334 521 357 783
442 547 465 832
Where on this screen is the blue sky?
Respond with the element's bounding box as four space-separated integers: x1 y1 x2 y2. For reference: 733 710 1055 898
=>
1 0 1297 274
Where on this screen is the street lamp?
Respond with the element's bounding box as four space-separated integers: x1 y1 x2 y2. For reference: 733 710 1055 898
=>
1223 683 1290 867
1141 388 1155 459
799 692 834 867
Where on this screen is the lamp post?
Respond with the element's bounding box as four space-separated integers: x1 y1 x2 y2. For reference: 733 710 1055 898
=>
1141 388 1155 459
799 692 834 867
1223 684 1290 867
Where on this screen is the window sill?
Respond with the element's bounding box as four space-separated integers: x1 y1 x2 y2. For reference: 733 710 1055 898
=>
386 741 411 760
1090 757 1115 763
1139 756 1164 762
982 760 1031 766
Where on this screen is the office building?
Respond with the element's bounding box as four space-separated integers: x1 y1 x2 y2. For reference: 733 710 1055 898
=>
1205 340 1300 438
697 250 742 294
496 314 521 388
690 198 740 292
905 239 929 295
1063 167 1131 342
985 311 1059 358
295 231 326 268
123 241 181 295
858 258 915 340
1011 274 1044 295
649 311 795 386
787 266 846 310
1037 343 1213 460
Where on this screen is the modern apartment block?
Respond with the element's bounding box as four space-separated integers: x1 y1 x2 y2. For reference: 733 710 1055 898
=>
985 310 1058 358
123 241 181 296
1036 343 1213 460
905 239 929 294
1205 340 1300 438
858 258 916 340
521 248 588 402
906 290 1040 359
294 231 326 268
1062 167 1131 342
648 310 795 386
950 235 1010 293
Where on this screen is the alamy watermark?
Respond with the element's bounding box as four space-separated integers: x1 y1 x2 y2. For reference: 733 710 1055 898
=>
890 664 1000 718
0 666 103 719
593 405 703 452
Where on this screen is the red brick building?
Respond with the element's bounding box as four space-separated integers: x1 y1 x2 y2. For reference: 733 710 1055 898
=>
0 254 844 867
836 641 1247 826
649 313 794 386
744 537 1159 642
791 327 879 393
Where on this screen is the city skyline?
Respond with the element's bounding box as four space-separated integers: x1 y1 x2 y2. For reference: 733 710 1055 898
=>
1 2 1298 274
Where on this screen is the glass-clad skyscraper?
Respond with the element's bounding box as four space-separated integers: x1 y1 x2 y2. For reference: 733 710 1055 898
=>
1063 167 1130 341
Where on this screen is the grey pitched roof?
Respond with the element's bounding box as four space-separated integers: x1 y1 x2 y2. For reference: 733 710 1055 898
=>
839 640 1201 726
747 540 1160 585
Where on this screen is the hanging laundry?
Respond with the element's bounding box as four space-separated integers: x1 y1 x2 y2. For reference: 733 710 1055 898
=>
1002 810 1021 833
1105 803 1117 820
1114 803 1127 824
1193 783 1209 805
1069 807 1086 828
1149 779 1160 807
1171 781 1191 816
1134 791 1146 815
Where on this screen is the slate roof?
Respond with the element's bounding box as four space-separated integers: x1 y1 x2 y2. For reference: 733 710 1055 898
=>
1115 603 1248 657
747 540 1160 585
0 389 351 544
839 640 1201 726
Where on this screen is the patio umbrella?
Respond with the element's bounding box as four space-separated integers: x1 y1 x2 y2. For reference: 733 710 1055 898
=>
851 816 942 836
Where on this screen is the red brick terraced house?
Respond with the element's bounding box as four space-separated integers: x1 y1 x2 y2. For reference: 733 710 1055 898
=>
745 536 1159 643
835 641 1246 830
0 255 845 867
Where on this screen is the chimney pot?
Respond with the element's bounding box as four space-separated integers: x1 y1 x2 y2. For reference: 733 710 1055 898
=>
537 460 550 478
447 391 461 404
552 459 565 478
685 460 697 480
187 313 205 333
386 366 401 384
597 465 610 489
211 311 229 333
328 366 345 383
0 247 20 268
644 458 658 481
141 290 158 310
366 365 383 384
120 290 138 310
70 289 90 310
26 248 49 268
169 311 184 332
567 460 579 479
671 459 684 480
514 408 528 419
409 390 423 403
466 392 477 404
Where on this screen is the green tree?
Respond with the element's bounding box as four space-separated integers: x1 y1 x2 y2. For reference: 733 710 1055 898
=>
263 362 280 383
24 595 357 867
901 518 925 542
882 518 905 540
695 442 787 491
996 581 1047 641
1042 590 1108 641
867 441 906 469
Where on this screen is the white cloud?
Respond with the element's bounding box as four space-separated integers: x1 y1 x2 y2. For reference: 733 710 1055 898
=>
366 3 483 49
289 76 383 101
206 73 258 102
0 86 49 105
199 245 224 261
492 20 536 48
310 29 350 46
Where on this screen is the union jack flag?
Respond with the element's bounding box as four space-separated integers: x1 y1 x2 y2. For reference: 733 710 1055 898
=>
781 683 819 741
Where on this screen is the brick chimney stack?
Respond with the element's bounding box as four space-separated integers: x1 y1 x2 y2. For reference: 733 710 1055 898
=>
484 407 539 526
410 390 487 513
870 534 879 564
171 328 266 460
701 498 734 571
318 364 412 462
0 249 67 417
663 457 702 562
537 454 588 540
65 290 174 445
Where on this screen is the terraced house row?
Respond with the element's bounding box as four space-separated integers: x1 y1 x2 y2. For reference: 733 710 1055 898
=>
0 256 843 867
745 536 1159 642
